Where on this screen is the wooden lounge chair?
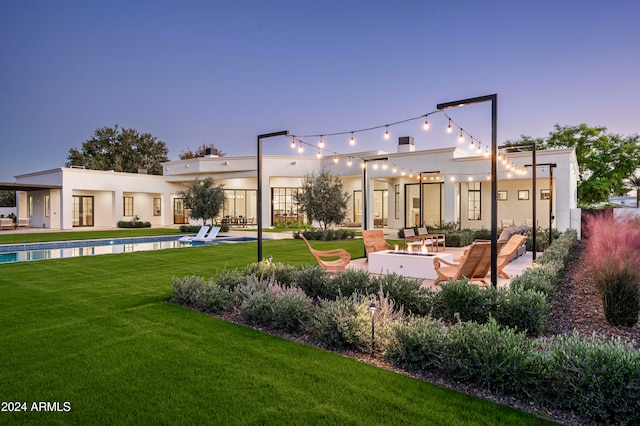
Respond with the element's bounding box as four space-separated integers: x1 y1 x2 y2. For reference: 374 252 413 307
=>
17 218 30 229
300 234 351 272
497 234 528 279
362 230 394 261
433 241 492 285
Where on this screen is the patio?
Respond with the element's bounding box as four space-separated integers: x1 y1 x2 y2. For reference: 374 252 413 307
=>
347 244 534 289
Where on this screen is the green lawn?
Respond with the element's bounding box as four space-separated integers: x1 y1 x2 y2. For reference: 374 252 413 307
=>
0 236 552 425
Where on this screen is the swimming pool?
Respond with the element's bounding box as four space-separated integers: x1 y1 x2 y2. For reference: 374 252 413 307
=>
0 235 258 264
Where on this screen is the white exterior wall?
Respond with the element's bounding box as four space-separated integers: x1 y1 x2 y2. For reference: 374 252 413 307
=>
13 147 578 232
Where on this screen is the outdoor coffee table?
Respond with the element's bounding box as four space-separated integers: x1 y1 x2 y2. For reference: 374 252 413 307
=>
368 250 454 280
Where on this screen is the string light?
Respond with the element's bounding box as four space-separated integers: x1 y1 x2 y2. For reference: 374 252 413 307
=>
350 133 355 146
290 139 296 149
382 161 388 170
392 164 397 173
347 157 352 167
360 160 366 169
401 168 406 176
458 129 464 143
318 136 324 148
298 142 303 153
447 119 452 133
423 118 430 130
384 125 390 140
316 149 322 158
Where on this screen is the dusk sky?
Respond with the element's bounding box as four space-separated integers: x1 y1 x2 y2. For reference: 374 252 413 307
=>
1 0 638 181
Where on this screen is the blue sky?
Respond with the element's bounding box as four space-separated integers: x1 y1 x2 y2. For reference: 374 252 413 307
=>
1 0 639 181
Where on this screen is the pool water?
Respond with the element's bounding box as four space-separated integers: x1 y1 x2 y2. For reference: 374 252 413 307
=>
0 235 258 264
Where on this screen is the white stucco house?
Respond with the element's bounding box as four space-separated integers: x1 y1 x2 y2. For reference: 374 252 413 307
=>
4 138 579 232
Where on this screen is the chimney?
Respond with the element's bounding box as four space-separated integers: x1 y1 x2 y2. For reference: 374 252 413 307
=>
204 147 219 158
398 136 415 153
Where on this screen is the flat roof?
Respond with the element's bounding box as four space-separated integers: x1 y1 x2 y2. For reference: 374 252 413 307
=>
0 182 62 191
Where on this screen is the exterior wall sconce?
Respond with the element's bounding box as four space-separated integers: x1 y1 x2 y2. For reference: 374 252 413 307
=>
291 161 296 165
223 161 229 165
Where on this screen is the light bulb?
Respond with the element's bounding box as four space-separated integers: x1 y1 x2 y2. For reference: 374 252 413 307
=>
469 138 474 148
450 176 456 182
298 142 303 153
484 147 490 158
423 119 430 130
409 171 413 178
507 172 512 178
350 133 355 146
290 139 296 149
401 168 406 176
347 158 352 166
333 156 338 164
447 119 452 133
382 161 388 170
458 130 464 143
392 165 397 173
360 161 366 169
384 126 390 140
319 136 324 148
317 149 322 158
372 162 378 170
468 176 473 181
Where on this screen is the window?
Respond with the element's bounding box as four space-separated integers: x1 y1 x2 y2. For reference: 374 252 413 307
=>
153 198 161 216
123 196 134 216
271 187 303 224
468 182 481 220
45 194 50 217
28 196 33 217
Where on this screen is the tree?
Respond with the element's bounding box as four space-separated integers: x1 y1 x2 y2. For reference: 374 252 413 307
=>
510 124 640 205
179 144 226 160
295 169 350 235
0 190 16 207
177 178 225 225
626 173 640 208
67 125 169 175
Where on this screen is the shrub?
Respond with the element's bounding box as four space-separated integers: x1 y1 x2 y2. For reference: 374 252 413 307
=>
579 215 640 327
494 288 549 335
385 316 450 373
179 225 202 233
117 220 151 228
509 262 561 298
236 276 314 333
327 269 376 299
545 331 640 424
220 223 229 232
293 228 355 241
434 279 491 323
214 268 247 291
243 260 298 286
170 275 235 313
312 296 370 351
371 273 432 316
292 265 331 300
445 319 544 397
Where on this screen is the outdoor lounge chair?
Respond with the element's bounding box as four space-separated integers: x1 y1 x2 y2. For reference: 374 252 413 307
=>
417 227 446 252
191 226 221 244
362 230 394 261
17 218 29 229
300 234 351 272
0 218 14 230
433 241 492 285
404 228 433 251
496 234 528 279
178 225 209 242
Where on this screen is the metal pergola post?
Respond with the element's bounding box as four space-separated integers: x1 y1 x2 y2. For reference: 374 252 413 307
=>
437 94 498 288
257 130 289 262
